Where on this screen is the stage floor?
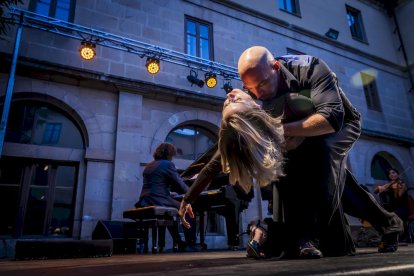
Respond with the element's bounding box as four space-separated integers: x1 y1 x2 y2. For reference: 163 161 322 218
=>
1 245 414 275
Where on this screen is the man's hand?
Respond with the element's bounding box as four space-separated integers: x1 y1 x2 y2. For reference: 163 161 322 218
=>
285 136 305 151
178 199 195 229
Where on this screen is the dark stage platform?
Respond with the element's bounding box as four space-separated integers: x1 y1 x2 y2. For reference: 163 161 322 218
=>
1 245 414 275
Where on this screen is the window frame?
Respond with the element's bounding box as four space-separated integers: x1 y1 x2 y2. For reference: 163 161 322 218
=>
184 15 215 61
346 5 367 43
360 72 382 112
279 0 301 17
0 157 78 237
29 0 76 22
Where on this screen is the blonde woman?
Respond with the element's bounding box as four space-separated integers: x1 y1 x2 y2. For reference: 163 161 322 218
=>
219 89 285 194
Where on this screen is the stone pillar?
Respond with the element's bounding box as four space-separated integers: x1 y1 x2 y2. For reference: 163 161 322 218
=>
80 161 114 239
111 91 143 220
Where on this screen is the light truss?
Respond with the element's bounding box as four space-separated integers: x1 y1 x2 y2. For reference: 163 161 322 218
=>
9 7 240 80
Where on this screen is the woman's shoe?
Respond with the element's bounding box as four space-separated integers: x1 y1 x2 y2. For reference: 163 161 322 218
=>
246 240 263 259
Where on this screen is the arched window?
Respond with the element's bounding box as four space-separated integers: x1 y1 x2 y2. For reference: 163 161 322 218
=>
371 152 402 181
166 125 216 160
5 100 84 149
166 124 223 235
0 100 84 237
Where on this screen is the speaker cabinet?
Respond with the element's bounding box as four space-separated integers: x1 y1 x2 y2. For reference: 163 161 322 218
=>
92 220 144 254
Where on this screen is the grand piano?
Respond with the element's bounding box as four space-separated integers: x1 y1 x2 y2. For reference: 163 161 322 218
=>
173 144 253 249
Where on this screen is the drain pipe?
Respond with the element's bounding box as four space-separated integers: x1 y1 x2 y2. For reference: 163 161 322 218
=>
385 1 414 92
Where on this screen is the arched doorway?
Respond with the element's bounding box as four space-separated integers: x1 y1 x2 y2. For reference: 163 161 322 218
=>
0 98 86 237
371 152 403 181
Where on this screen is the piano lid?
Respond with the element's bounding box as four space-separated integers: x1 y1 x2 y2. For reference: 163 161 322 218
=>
176 142 253 201
180 143 219 179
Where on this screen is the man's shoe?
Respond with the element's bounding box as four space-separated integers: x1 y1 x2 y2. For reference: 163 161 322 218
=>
378 232 399 253
378 216 403 253
299 241 323 259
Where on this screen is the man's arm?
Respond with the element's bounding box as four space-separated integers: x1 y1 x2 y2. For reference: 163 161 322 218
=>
283 113 335 137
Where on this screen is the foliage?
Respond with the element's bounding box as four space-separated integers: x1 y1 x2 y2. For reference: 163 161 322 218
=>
0 0 23 36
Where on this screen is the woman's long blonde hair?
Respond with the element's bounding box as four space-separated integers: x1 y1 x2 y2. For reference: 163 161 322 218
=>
219 105 285 193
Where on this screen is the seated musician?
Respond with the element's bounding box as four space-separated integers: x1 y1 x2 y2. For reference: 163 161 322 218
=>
374 168 414 242
136 142 196 251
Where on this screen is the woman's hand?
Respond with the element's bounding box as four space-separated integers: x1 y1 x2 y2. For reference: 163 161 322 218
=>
178 199 195 229
285 136 305 151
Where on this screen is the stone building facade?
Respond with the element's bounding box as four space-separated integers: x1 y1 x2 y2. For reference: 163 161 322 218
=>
0 0 413 257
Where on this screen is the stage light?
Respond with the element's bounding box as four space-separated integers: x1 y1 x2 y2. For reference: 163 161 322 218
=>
325 28 339 40
222 79 233 94
205 73 217 88
146 57 160 74
187 70 204 88
79 41 96 60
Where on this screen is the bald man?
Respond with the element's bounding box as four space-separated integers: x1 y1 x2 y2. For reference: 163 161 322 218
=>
236 46 402 257
179 46 402 258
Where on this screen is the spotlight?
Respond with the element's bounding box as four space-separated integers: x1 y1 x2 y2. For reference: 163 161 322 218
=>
205 73 217 88
222 79 233 94
187 70 204 88
79 41 96 60
146 57 160 74
325 28 339 40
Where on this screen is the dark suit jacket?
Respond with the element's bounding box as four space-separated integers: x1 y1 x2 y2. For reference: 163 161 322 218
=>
136 159 188 209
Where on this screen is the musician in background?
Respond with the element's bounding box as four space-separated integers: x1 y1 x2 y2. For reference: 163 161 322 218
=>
375 168 413 242
136 142 195 251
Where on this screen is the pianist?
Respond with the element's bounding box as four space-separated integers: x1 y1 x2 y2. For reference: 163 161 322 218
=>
136 142 195 251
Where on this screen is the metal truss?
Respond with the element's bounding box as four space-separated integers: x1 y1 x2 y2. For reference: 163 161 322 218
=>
9 7 240 80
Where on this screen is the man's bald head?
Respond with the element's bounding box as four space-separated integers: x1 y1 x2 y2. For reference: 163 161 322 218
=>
238 46 275 77
237 46 280 100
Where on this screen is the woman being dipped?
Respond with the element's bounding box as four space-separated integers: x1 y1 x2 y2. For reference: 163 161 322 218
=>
178 88 287 258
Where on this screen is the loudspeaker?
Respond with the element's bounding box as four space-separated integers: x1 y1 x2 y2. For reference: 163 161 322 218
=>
92 221 124 239
92 220 144 254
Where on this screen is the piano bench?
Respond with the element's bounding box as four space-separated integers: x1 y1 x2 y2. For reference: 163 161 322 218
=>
123 206 178 253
